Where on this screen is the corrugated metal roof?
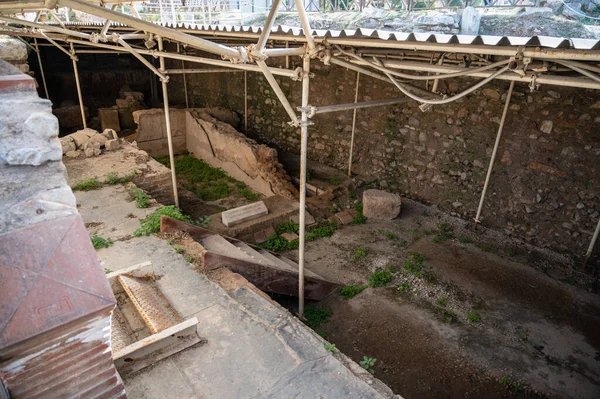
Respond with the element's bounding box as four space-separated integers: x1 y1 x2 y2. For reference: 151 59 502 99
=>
46 21 600 50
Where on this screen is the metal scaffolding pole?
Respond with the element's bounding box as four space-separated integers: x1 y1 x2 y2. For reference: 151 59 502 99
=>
158 37 180 208
256 60 299 125
584 218 600 266
69 42 86 129
255 0 282 51
244 71 248 132
33 37 49 99
474 80 515 224
313 96 410 114
298 55 310 318
348 72 360 177
177 43 189 108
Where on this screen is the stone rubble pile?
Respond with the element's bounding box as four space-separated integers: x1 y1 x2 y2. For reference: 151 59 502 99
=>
59 128 121 158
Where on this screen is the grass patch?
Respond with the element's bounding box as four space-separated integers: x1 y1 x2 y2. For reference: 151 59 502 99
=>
259 221 339 252
134 206 193 237
324 343 338 353
259 234 299 251
351 201 367 225
72 177 102 191
174 246 184 254
91 235 113 249
369 269 393 287
397 281 411 293
432 222 453 243
128 185 152 208
338 284 368 299
403 251 426 278
352 247 367 261
467 310 481 323
383 231 398 241
106 170 137 185
498 376 522 393
237 187 260 201
458 236 473 244
441 309 457 324
435 295 449 307
304 304 332 329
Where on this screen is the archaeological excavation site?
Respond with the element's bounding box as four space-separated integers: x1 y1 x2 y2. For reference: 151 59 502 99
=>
1 0 600 398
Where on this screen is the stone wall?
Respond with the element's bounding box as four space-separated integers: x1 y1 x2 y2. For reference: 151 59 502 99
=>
164 56 600 259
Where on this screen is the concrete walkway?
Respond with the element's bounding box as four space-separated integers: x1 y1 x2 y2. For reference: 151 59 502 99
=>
76 185 399 399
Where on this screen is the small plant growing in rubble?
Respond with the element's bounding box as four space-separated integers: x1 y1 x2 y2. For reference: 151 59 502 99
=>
91 235 113 249
303 304 332 329
369 269 393 287
103 268 113 274
330 175 342 185
197 216 211 228
432 222 453 243
174 246 184 254
435 296 449 307
338 284 368 299
403 252 426 278
351 201 367 225
467 310 481 323
352 247 367 261
134 206 193 237
398 281 411 293
499 376 522 393
72 177 102 191
359 356 377 374
128 185 152 208
384 231 398 241
106 170 137 185
185 255 193 262
324 343 338 353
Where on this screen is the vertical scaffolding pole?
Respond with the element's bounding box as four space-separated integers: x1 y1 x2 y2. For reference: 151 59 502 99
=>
474 80 515 224
177 43 189 108
33 38 49 99
298 55 310 318
347 71 360 177
69 42 87 129
158 37 180 208
244 71 248 132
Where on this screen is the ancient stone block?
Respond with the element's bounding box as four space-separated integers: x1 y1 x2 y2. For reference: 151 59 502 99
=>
362 189 402 220
69 128 97 148
102 129 118 140
105 139 120 151
53 105 88 130
66 150 81 158
221 201 268 227
281 232 299 242
99 108 121 132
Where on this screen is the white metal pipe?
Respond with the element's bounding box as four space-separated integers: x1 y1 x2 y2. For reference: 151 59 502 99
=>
256 59 299 125
293 0 315 51
244 71 248 132
584 218 600 265
0 1 45 10
165 68 242 74
33 37 49 99
49 10 65 28
298 55 310 319
0 15 91 40
474 80 515 224
58 0 242 59
348 71 359 177
314 96 411 114
41 31 73 58
118 37 167 81
158 37 180 208
70 42 87 129
177 43 189 108
255 0 282 51
264 47 306 57
554 60 600 85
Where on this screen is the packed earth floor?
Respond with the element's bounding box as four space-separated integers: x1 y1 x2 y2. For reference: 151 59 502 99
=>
66 147 600 399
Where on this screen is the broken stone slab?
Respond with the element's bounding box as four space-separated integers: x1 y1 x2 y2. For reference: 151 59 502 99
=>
222 201 268 227
102 129 118 140
281 232 299 242
65 150 81 158
99 108 121 132
362 189 402 220
88 133 108 148
69 128 98 148
105 139 120 151
290 212 316 226
60 137 76 154
334 210 354 225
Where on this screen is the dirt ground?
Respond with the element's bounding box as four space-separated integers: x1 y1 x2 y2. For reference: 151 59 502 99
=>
279 199 600 399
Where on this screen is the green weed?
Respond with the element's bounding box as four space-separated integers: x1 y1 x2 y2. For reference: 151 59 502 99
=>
185 255 193 262
128 185 152 208
499 376 522 393
72 177 102 191
458 236 473 244
259 221 339 252
91 235 113 249
432 222 453 243
258 234 299 251
106 170 137 185
134 206 193 237
403 252 426 278
238 187 260 201
351 201 367 225
324 343 338 353
359 356 377 374
369 269 393 287
104 267 113 274
174 246 184 254
338 284 368 299
348 191 357 200
304 304 332 329
435 296 449 307
467 310 481 323
384 231 398 241
167 239 173 245
330 175 342 185
352 247 367 261
441 309 457 324
306 168 313 182
398 281 411 293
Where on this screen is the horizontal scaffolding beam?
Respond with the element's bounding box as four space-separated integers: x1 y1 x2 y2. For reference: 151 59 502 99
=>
312 97 411 114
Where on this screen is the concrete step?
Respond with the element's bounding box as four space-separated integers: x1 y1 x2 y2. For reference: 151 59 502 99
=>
118 275 183 334
230 240 278 267
276 254 320 279
200 234 258 264
111 307 136 353
256 249 298 273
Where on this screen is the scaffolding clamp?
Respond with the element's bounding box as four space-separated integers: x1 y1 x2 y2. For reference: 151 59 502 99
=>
297 105 316 118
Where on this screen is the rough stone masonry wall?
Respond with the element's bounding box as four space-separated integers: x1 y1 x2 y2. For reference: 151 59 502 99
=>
165 57 600 259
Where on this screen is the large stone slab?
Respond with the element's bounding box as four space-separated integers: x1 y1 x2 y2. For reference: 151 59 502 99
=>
99 108 121 132
222 201 268 227
362 189 402 221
